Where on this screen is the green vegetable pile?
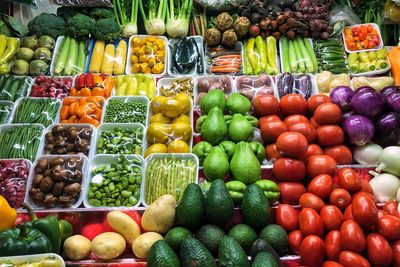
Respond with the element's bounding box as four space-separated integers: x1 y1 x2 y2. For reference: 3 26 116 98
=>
12 98 60 127
281 36 318 73
0 75 31 102
348 48 389 74
103 99 147 124
27 13 66 39
314 39 348 74
97 127 143 155
88 155 142 207
0 125 43 161
0 102 12 124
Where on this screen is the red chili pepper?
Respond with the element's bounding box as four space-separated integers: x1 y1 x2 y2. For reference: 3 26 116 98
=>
85 73 94 88
76 74 85 89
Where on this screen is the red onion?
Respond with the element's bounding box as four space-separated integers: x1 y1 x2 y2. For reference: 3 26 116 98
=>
329 86 355 111
381 86 399 96
386 91 400 113
351 89 386 117
342 115 375 146
376 112 400 134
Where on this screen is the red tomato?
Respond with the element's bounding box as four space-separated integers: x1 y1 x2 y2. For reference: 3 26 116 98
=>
276 204 299 231
303 144 324 159
330 189 352 210
299 193 325 212
321 205 344 231
310 117 320 129
322 261 343 267
306 155 337 179
252 95 280 117
366 233 393 266
377 215 400 241
392 240 400 267
339 251 371 267
351 192 378 228
260 120 288 143
360 179 373 195
280 94 308 115
340 220 366 253
378 209 388 218
283 114 309 127
343 205 353 220
338 168 362 192
308 174 333 199
276 132 309 158
288 230 303 253
383 200 400 217
265 143 282 161
324 145 352 165
288 122 316 143
314 103 342 125
299 208 324 237
299 235 325 267
273 157 306 182
258 115 281 127
317 125 344 146
325 230 341 261
278 182 307 205
308 94 332 114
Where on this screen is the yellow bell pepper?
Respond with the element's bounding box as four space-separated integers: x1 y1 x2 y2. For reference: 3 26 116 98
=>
0 195 17 230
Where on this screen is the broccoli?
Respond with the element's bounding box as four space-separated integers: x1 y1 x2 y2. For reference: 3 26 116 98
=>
27 13 66 39
66 13 95 38
88 8 115 20
57 6 86 20
92 18 121 42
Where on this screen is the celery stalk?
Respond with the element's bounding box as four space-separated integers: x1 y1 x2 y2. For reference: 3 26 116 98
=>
303 38 318 71
293 38 306 73
75 40 86 74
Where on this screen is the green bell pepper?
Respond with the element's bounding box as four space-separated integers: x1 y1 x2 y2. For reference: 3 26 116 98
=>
219 141 237 159
58 219 73 242
249 141 266 164
192 141 213 164
255 180 280 204
226 181 247 205
0 224 52 256
22 203 61 254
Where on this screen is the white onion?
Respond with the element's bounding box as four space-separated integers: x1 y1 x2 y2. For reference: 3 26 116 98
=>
353 143 382 165
369 172 400 202
377 146 400 176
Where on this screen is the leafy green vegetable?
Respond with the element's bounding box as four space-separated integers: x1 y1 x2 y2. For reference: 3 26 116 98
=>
92 18 121 42
27 13 66 39
88 7 115 20
0 14 28 37
66 13 95 38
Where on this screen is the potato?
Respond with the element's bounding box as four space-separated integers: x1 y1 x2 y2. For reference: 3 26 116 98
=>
142 194 176 234
63 235 91 260
132 232 163 258
107 211 141 245
92 232 126 260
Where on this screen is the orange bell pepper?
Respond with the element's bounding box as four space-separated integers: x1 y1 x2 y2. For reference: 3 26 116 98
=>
60 105 69 120
76 102 97 117
103 76 115 97
93 75 104 88
68 101 79 116
63 98 77 106
78 115 99 127
68 115 78 123
91 87 105 97
81 88 92 97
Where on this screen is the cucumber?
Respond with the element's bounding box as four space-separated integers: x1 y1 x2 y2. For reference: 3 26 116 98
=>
0 75 14 100
8 78 21 101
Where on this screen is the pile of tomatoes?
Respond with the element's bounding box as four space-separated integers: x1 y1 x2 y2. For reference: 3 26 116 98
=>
343 24 381 51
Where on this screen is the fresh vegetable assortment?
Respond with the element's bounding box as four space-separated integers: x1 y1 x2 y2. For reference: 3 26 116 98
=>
277 73 313 99
0 75 32 101
206 44 243 74
314 39 348 74
53 36 87 76
281 37 318 74
129 36 166 75
12 98 60 127
60 96 104 127
97 126 143 155
348 48 389 73
30 75 73 98
159 77 194 98
88 39 127 75
115 74 156 98
71 73 114 98
343 23 382 51
244 36 278 75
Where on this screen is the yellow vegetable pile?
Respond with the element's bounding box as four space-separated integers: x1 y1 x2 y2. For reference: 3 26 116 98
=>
0 35 20 74
130 36 165 75
145 93 192 156
89 39 127 75
115 74 156 99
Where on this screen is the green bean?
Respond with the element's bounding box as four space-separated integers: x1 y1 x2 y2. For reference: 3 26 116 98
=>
12 98 60 127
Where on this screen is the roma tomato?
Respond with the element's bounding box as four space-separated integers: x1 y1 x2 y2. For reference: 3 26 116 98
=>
314 103 342 125
276 204 299 231
288 230 303 253
288 122 317 143
338 168 362 193
340 220 366 253
330 189 352 210
377 215 400 241
378 210 388 218
276 132 308 158
299 208 324 237
339 251 371 267
260 120 288 143
258 115 281 127
280 94 308 115
310 117 320 129
343 205 353 220
273 157 306 182
283 114 309 126
366 233 393 266
317 125 344 146
383 200 400 217
308 174 333 199
252 95 280 117
265 143 282 161
323 145 352 165
322 261 343 267
351 192 378 228
278 182 306 205
320 205 344 231
325 230 341 261
299 235 325 267
308 94 332 114
360 179 373 195
299 193 325 212
306 155 337 179
392 240 400 267
303 144 324 159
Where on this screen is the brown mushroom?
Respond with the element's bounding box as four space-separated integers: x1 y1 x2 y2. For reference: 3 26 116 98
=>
52 125 66 136
39 176 54 193
79 127 92 139
45 132 55 144
52 182 65 197
35 159 48 173
29 188 45 205
49 157 64 167
32 174 44 187
64 183 81 196
43 194 58 208
57 195 74 206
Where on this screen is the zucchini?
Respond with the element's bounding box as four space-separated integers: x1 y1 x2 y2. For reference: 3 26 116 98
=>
0 75 13 100
8 78 21 101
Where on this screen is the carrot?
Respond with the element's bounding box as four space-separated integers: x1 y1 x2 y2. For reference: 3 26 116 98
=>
79 98 86 106
214 54 241 59
91 87 105 97
81 88 92 97
68 101 79 116
93 108 103 121
60 105 69 120
60 119 68 123
76 102 97 117
210 67 240 73
93 75 104 87
389 47 400 86
87 96 103 108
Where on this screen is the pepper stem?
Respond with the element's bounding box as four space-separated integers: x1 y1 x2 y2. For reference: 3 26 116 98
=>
17 224 28 238
21 202 38 221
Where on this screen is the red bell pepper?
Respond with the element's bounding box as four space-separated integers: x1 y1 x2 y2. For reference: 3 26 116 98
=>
85 73 94 88
76 74 85 89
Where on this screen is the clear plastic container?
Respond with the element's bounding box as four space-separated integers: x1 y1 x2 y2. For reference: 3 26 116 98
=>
342 23 383 53
167 36 205 77
0 253 65 266
0 75 33 102
205 42 243 75
279 37 316 74
157 76 195 98
24 154 89 210
30 75 74 98
114 74 156 98
0 100 13 125
194 75 235 106
37 123 96 157
59 96 105 127
143 153 199 206
348 47 392 77
235 75 278 101
94 123 145 157
275 73 318 100
102 96 149 126
83 154 144 208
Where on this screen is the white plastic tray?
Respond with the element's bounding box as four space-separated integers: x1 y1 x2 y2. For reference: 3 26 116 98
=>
314 72 351 94
24 154 89 210
349 47 392 77
279 37 316 74
0 253 65 266
235 75 279 101
167 36 205 77
342 23 383 53
275 73 318 100
0 75 34 101
102 95 149 126
93 123 145 157
83 154 145 208
0 100 14 124
205 42 243 75
142 153 199 207
194 75 235 106
157 76 196 98
126 35 168 78
30 75 75 98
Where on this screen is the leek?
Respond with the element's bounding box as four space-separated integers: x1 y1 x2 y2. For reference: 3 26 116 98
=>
113 0 139 37
166 0 193 38
139 0 168 35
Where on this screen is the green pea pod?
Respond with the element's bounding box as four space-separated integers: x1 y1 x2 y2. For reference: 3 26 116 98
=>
219 141 236 159
226 181 247 204
192 141 213 164
255 180 280 204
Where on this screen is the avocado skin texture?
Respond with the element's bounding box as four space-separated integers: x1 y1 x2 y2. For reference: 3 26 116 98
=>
242 184 271 230
252 252 280 267
200 107 227 145
176 183 205 231
196 224 226 255
218 236 250 267
205 179 234 226
203 146 230 181
180 237 217 267
147 240 180 267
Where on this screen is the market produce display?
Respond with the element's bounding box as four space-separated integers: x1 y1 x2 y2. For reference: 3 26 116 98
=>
1 0 400 266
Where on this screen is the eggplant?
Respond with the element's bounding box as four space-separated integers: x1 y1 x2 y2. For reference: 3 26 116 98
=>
294 74 312 99
277 72 294 98
173 38 197 74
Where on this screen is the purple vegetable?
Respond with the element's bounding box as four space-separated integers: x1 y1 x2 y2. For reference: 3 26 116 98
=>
342 115 375 146
209 81 224 91
351 90 386 117
376 112 400 134
342 110 354 120
386 91 400 113
355 86 374 94
329 86 355 111
381 86 399 96
374 129 400 148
